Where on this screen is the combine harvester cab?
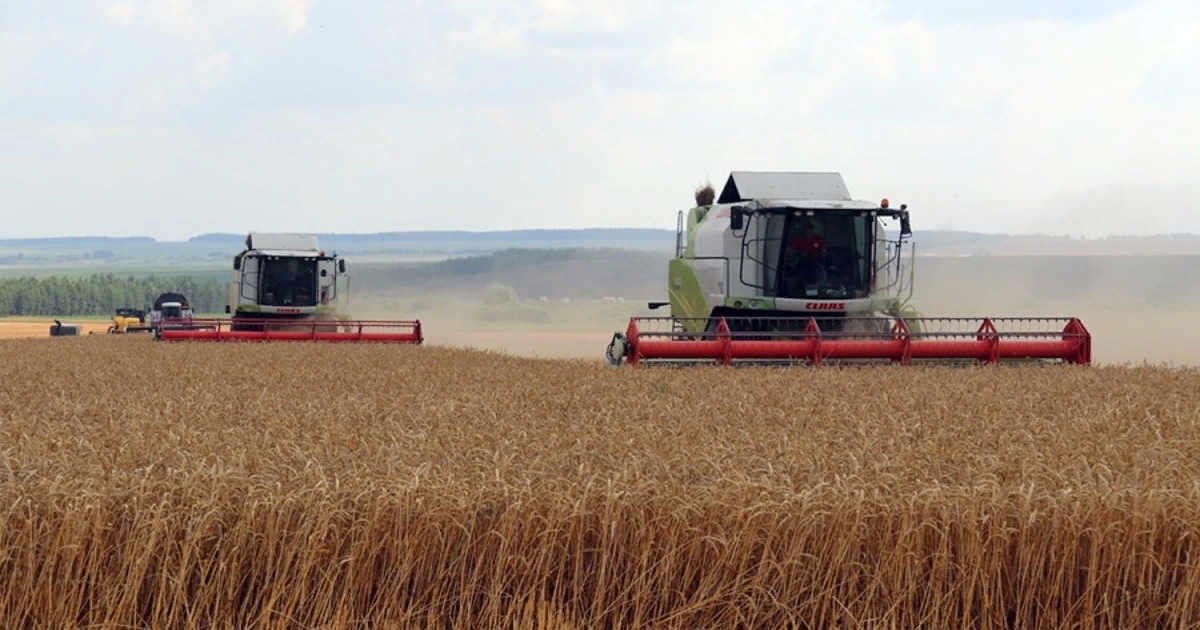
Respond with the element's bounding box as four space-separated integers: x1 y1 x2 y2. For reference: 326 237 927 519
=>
606 171 1091 366
157 233 422 344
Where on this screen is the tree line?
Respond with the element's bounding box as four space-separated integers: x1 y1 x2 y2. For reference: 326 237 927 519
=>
352 248 666 290
0 274 227 317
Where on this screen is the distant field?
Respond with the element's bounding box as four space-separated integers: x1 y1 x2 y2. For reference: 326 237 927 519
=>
0 319 112 338
0 264 228 279
3 337 1200 627
0 315 221 339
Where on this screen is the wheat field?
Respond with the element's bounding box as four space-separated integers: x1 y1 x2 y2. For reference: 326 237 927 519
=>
2 336 1200 628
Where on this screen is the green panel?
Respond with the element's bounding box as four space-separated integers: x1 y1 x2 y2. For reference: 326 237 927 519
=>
897 303 924 333
878 297 925 333
682 206 709 259
667 259 709 332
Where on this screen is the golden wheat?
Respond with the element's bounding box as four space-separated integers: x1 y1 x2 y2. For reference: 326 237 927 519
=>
1 336 1199 628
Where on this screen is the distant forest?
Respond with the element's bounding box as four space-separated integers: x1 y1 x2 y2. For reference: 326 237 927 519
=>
0 275 226 317
0 249 666 317
352 248 656 286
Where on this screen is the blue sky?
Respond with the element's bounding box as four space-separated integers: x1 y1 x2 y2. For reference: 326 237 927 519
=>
1 0 1197 240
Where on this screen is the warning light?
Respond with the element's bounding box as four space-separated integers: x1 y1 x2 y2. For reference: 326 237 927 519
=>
880 198 890 209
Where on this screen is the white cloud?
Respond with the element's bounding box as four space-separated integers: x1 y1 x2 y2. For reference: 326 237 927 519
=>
193 50 232 80
854 40 897 83
140 0 311 47
143 0 204 45
851 18 938 84
102 1 135 26
447 19 525 56
414 64 460 91
271 0 310 33
0 33 35 86
647 6 805 86
531 0 655 33
3 0 1200 238
1160 19 1200 57
900 20 937 71
601 91 668 121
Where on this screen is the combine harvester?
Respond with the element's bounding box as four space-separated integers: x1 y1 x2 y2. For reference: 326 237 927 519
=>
605 171 1091 366
158 233 422 344
108 293 199 335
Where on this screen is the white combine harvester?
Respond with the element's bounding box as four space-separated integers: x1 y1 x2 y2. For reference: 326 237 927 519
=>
225 232 347 328
158 232 422 343
606 171 1092 366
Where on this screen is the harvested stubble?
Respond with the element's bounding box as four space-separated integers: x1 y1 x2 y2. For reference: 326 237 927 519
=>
2 338 1200 628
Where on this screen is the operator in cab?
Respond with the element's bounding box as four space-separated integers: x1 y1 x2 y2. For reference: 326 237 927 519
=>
786 220 828 288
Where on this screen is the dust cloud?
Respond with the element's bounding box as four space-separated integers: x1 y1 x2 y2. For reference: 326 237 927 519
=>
350 295 651 362
910 255 1200 366
344 254 1200 367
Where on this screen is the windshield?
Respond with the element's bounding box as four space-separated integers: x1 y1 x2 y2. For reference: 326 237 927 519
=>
771 212 872 300
259 257 318 307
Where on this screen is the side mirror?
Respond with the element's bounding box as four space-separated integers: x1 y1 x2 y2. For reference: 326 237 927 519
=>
338 259 346 273
233 256 241 271
225 305 231 314
730 206 745 231
900 210 912 237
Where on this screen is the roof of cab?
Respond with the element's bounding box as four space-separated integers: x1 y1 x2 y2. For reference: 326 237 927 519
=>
749 198 881 211
718 171 853 204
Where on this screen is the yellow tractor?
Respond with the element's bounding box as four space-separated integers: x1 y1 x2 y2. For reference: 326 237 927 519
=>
108 308 153 334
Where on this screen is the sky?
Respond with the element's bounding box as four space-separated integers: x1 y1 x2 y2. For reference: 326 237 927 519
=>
0 0 1197 241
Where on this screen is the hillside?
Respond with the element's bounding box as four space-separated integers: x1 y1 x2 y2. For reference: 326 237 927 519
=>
187 228 675 249
353 249 668 300
4 229 1200 271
